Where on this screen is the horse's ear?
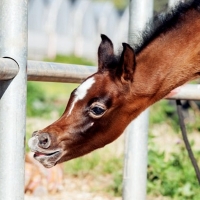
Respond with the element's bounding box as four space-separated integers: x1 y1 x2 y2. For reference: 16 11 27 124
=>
118 43 136 82
98 34 114 71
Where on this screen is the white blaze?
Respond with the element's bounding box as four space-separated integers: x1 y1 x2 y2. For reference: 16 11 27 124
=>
67 77 95 116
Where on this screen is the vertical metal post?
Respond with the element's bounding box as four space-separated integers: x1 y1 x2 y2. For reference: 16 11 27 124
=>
0 0 28 199
123 0 153 200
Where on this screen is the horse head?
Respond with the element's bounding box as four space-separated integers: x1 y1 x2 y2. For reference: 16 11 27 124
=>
28 35 144 168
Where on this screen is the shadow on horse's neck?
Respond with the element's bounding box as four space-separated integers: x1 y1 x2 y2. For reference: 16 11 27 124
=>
133 8 200 105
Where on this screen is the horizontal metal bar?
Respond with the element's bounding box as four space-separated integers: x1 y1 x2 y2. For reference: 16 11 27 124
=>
0 58 200 100
0 58 19 80
27 60 97 83
165 84 200 101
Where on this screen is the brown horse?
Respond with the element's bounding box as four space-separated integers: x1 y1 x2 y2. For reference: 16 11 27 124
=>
28 0 200 168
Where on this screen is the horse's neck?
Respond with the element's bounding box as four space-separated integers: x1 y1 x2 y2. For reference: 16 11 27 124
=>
133 8 200 103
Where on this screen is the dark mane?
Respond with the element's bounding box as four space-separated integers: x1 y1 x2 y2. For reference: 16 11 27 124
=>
104 0 200 70
133 0 200 54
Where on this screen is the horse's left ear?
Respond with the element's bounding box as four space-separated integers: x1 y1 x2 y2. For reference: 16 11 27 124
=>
118 43 136 82
98 34 114 71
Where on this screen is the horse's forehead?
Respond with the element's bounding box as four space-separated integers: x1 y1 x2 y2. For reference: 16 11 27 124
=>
74 72 115 100
75 77 96 99
75 73 117 100
67 77 96 116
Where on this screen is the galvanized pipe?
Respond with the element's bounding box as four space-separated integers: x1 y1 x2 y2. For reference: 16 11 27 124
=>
123 109 150 199
0 0 28 199
27 60 96 83
123 0 153 200
0 58 19 80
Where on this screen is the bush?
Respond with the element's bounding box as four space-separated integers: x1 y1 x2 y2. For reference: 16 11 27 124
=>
27 82 53 117
148 140 200 199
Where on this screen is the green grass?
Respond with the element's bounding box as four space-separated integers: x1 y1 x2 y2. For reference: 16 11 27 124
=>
27 82 76 118
148 137 200 199
63 146 123 196
150 100 180 132
28 81 78 99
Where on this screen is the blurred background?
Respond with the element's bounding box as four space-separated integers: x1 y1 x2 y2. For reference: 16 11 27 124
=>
25 0 200 199
28 0 170 61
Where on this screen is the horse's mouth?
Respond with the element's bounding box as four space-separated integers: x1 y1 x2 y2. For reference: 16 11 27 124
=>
33 150 62 168
34 150 60 158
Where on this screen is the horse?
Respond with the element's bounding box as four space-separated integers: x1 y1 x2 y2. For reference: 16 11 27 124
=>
28 0 200 168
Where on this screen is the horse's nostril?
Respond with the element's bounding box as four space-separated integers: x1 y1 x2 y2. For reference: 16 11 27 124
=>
38 133 51 149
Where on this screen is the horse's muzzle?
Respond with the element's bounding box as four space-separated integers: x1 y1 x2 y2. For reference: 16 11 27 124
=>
28 132 62 168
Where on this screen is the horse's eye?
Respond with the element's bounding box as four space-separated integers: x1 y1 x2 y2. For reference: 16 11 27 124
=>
91 106 105 115
89 103 106 118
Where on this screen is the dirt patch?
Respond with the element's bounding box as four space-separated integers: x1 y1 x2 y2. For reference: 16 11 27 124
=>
25 175 121 200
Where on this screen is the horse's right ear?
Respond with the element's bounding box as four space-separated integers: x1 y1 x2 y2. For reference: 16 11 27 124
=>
98 34 114 71
117 43 136 83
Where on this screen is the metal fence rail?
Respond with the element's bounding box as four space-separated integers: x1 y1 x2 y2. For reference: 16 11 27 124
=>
0 59 96 83
27 60 96 83
1 57 200 100
0 58 19 80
